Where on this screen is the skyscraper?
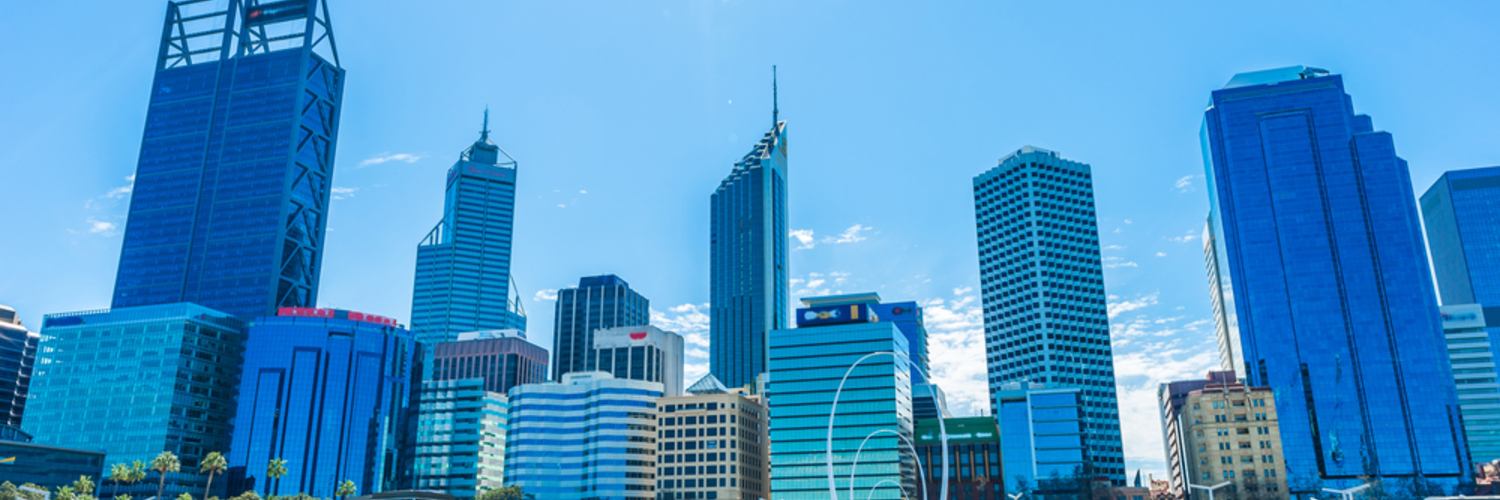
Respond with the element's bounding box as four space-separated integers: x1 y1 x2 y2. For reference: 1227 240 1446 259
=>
1203 212 1245 377
0 305 37 428
1421 166 1500 305
227 307 419 498
431 330 548 395
1202 66 1466 493
710 71 789 389
111 0 345 318
411 113 527 344
551 275 649 381
1438 305 1500 464
973 146 1125 484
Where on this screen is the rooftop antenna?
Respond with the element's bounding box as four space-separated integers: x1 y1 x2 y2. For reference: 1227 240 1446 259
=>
481 106 490 141
772 65 779 126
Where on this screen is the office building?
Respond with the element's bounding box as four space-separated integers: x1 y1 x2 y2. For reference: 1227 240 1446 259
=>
914 417 1003 500
1202 66 1467 491
870 301 951 422
656 374 771 500
592 325 685 397
504 372 661 500
1157 373 1223 498
227 308 419 498
1440 305 1500 463
28 303 245 497
996 382 1087 499
1171 372 1287 498
411 115 528 344
413 378 508 500
431 329 547 395
111 0 345 318
551 275 649 381
0 437 107 490
913 383 952 421
768 293 915 500
972 146 1125 484
1202 214 1244 377
710 83 789 390
0 305 38 427
1422 166 1500 305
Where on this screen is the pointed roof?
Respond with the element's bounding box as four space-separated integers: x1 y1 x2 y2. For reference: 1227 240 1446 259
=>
686 373 731 395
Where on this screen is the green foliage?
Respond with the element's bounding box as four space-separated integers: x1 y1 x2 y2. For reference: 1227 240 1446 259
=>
334 480 356 500
117 495 133 500
176 493 194 500
476 486 525 500
72 477 95 497
227 491 262 500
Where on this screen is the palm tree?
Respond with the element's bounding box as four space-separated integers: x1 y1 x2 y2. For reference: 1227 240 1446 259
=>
110 464 131 498
334 480 356 500
117 495 133 500
175 493 193 500
200 452 227 500
150 452 181 500
72 476 95 499
265 458 288 500
56 486 79 500
129 461 148 493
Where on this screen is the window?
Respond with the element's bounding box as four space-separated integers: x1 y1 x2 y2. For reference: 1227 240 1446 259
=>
1223 471 1234 479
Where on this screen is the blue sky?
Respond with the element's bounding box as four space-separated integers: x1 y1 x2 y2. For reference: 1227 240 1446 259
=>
2 1 1497 480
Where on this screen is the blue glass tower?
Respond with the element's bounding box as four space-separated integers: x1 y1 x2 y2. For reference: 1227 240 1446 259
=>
551 275 649 381
411 113 527 344
0 305 38 428
112 0 344 318
1203 66 1467 494
1421 166 1500 306
973 146 1125 485
227 308 419 498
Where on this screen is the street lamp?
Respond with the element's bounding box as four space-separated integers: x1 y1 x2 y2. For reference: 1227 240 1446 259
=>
1323 483 1372 500
827 351 951 500
1188 481 1231 500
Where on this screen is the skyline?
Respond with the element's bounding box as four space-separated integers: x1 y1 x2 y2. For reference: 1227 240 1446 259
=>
3 1 1499 482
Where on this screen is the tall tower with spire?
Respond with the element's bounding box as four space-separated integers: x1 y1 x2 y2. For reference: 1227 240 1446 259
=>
410 111 527 344
709 68 789 388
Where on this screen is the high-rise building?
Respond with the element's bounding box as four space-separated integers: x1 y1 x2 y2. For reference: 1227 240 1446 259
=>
227 308 419 498
29 303 245 498
504 372 661 500
1202 213 1244 377
413 378 509 500
1202 66 1468 492
111 0 345 318
912 383 952 421
1439 305 1500 463
431 330 548 395
1421 166 1500 305
591 325 685 397
868 301 950 421
995 382 1089 500
656 374 771 500
768 293 914 500
551 275 649 381
972 146 1125 484
914 417 1004 500
0 305 38 427
411 115 527 344
710 80 789 390
1157 373 1223 498
1170 372 1288 499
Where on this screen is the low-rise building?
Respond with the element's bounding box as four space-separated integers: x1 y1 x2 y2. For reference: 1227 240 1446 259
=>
914 417 1003 500
414 378 509 500
1176 372 1286 499
995 382 1088 500
656 374 769 500
505 372 660 500
432 329 548 395
593 325 685 397
1440 304 1500 463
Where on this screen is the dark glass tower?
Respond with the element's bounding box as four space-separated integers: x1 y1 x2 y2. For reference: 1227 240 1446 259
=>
551 275 649 381
1422 166 1500 306
411 113 527 344
112 0 344 318
1203 66 1466 494
431 330 548 395
973 146 1125 485
710 88 789 389
0 305 38 428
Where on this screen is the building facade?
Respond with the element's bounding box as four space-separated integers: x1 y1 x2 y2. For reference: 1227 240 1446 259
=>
431 330 548 395
1176 373 1287 499
227 308 419 498
768 294 915 500
552 275 649 381
0 305 38 427
868 300 950 422
656 374 771 500
996 382 1087 500
1201 66 1467 492
1421 166 1500 306
914 417 1004 500
1439 305 1500 464
710 117 789 390
413 378 508 500
1201 214 1244 378
1156 373 1223 498
973 146 1125 484
411 116 527 344
592 325 685 397
0 439 106 490
505 372 661 500
28 303 245 497
111 0 344 318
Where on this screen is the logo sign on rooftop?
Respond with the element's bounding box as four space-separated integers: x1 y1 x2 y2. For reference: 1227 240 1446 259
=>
246 0 309 26
277 307 399 327
796 304 879 328
629 331 648 341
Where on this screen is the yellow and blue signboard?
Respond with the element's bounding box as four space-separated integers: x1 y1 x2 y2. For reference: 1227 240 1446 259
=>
796 304 879 328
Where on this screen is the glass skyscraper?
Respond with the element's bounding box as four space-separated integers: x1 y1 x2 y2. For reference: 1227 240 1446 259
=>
551 275 649 381
431 329 548 395
1439 305 1500 464
1422 166 1500 306
0 305 38 428
28 303 246 498
1202 66 1467 494
710 115 789 390
414 378 509 500
411 115 527 344
111 0 345 318
504 372 661 500
972 146 1125 484
227 308 419 498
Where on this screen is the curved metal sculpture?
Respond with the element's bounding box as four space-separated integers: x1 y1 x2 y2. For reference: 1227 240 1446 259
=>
866 479 908 500
848 429 928 500
826 351 951 500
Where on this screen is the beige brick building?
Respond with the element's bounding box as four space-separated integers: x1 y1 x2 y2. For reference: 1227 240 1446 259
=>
656 374 770 500
1180 374 1287 499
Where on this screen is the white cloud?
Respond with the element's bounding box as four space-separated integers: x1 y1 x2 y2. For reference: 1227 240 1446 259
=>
1123 219 1133 224
359 153 422 167
533 289 558 301
580 190 588 194
952 287 972 296
557 204 567 208
86 175 136 209
1174 175 1200 193
1166 229 1198 243
331 187 358 200
790 229 816 250
793 271 852 298
918 290 989 417
1103 256 1138 268
653 303 713 384
1104 245 1125 250
1108 292 1159 319
822 224 871 244
86 218 117 235
1155 252 1167 257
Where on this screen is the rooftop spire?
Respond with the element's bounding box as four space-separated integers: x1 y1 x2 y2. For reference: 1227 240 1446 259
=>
772 65 779 126
480 106 490 141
